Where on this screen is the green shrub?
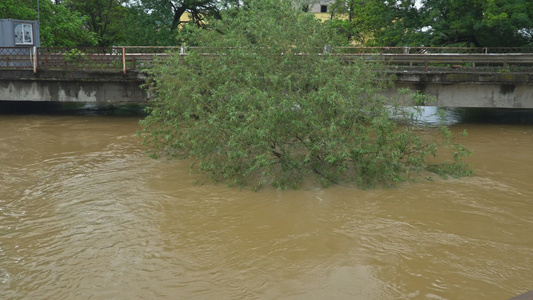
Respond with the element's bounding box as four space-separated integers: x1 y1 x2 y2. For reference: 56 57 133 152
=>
139 0 472 190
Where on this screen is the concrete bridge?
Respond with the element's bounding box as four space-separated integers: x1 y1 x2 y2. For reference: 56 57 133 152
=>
1 69 532 109
1 46 533 108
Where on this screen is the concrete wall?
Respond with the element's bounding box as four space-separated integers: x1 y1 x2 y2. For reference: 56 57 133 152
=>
0 69 532 109
393 71 533 109
0 70 147 103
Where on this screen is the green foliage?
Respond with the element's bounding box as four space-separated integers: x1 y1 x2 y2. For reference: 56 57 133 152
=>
324 19 358 45
327 0 423 46
63 0 128 46
474 0 533 47
61 48 88 65
0 0 37 20
427 129 473 178
419 0 484 47
118 5 178 46
39 1 98 47
62 48 84 60
118 0 242 46
139 0 472 190
138 0 227 32
417 0 533 47
0 0 98 47
328 0 533 47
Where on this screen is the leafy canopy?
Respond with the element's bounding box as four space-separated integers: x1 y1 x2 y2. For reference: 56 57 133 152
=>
0 0 97 47
139 0 472 189
114 0 242 46
328 0 422 46
327 0 533 47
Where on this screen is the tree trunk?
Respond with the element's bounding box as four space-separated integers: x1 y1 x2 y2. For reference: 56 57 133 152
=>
171 5 187 31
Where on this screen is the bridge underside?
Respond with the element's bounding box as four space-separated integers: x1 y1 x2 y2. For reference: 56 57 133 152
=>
0 70 532 109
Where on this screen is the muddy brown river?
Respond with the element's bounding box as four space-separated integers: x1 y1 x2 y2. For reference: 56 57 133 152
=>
0 106 532 299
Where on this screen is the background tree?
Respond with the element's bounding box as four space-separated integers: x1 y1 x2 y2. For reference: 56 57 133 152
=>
0 0 97 47
326 0 533 47
0 0 36 19
420 0 533 47
473 0 533 47
118 0 242 46
117 4 176 46
139 0 224 32
139 0 472 189
63 0 128 46
420 0 485 46
326 0 361 42
327 0 421 46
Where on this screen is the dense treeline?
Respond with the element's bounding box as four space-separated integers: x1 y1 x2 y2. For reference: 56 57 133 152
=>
326 0 533 47
0 0 241 46
1 0 532 47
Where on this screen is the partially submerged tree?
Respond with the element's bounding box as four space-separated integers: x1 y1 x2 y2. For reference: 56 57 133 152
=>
139 0 472 190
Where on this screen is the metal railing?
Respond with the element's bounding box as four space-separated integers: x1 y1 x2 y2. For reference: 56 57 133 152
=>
333 46 533 54
38 47 124 70
1 46 533 73
0 47 35 69
0 46 183 74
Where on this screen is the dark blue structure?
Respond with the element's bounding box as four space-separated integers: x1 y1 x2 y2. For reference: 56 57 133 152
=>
0 19 40 47
0 19 40 68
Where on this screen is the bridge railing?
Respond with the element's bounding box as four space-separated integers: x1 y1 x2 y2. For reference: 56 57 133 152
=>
38 47 124 70
2 46 533 73
0 47 34 69
119 46 180 70
332 46 533 54
0 46 182 74
333 47 484 54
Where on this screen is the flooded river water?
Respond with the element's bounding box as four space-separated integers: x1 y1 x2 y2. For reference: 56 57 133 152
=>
0 105 532 299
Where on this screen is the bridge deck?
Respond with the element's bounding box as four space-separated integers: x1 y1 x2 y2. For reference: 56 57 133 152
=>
1 47 533 108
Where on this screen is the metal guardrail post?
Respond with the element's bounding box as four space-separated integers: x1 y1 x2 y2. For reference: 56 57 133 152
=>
33 47 38 73
122 47 126 75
